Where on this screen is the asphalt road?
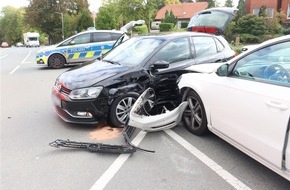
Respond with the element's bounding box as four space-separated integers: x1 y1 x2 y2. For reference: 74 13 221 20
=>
1 47 289 190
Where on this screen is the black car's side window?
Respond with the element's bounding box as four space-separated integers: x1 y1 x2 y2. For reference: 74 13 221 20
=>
191 36 217 58
155 37 190 64
92 32 112 42
232 41 290 86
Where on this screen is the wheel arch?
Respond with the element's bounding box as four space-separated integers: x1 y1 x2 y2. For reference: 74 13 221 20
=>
47 53 67 67
107 83 144 105
179 86 212 128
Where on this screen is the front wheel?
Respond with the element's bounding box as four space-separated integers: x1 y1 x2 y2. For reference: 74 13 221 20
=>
182 90 208 136
48 54 66 69
109 93 139 127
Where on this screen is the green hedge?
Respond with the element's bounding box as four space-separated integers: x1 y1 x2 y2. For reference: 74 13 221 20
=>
132 25 148 35
159 23 174 32
240 34 262 43
180 22 189 28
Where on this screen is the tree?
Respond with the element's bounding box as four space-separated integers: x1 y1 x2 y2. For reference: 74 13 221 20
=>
162 10 178 26
235 14 266 36
76 9 94 32
165 0 179 5
0 6 25 45
235 0 246 22
95 4 118 29
24 0 92 44
225 0 233 7
258 5 267 17
196 0 215 8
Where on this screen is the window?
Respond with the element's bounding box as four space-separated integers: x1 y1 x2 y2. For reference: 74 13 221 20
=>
92 32 112 42
73 33 91 44
266 8 274 18
111 33 122 41
191 36 217 58
232 41 290 86
214 38 225 52
155 37 191 64
253 9 259 16
288 4 290 19
253 8 274 18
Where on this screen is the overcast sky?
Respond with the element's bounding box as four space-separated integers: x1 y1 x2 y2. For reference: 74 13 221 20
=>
0 0 239 13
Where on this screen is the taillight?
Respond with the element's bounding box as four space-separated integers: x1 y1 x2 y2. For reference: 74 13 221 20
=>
188 26 221 35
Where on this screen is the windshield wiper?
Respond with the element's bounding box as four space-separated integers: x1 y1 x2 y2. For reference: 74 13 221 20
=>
103 59 121 65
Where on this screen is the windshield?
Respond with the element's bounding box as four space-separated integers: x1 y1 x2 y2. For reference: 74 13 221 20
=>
28 37 38 41
104 37 165 66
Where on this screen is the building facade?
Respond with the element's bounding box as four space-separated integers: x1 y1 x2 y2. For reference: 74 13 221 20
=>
246 0 290 24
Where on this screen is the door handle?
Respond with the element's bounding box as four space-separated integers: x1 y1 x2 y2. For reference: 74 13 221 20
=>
265 101 288 111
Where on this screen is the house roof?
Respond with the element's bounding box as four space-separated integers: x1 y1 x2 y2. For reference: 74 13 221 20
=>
155 2 209 20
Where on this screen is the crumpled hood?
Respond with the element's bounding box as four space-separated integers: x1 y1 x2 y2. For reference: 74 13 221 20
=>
57 60 130 89
185 62 225 73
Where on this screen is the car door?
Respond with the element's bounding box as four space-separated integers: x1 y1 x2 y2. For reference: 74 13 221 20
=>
149 37 193 109
209 41 290 170
66 32 92 63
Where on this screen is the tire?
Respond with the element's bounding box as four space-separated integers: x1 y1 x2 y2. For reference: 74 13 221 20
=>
182 90 208 136
109 93 139 127
48 54 66 69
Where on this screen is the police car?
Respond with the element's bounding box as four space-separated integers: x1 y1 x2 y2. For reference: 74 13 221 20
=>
36 30 127 69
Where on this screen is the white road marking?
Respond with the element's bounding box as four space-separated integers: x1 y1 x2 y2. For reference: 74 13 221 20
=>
164 129 252 190
9 65 20 75
90 130 147 190
9 50 32 74
21 50 32 64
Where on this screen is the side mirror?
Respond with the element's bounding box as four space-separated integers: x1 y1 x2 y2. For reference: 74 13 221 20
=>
152 60 169 70
216 64 229 76
70 41 75 45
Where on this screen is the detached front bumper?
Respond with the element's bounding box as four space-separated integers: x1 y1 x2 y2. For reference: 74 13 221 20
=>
128 88 188 131
52 86 108 124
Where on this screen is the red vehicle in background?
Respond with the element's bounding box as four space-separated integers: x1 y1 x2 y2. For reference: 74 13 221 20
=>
1 42 9 48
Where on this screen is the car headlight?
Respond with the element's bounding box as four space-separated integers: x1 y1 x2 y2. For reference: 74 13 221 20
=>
69 87 103 100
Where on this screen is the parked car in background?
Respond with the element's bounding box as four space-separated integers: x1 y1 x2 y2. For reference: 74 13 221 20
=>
187 7 237 35
16 42 24 47
1 42 9 48
36 20 144 69
51 7 236 127
151 21 161 30
177 35 290 181
36 30 126 69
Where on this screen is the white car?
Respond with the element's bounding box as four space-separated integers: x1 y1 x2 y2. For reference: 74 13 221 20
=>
178 35 290 181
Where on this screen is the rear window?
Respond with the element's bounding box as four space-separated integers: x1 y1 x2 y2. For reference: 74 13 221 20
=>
188 11 231 29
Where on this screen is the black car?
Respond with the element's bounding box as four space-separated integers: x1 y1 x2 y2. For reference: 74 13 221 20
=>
52 8 237 127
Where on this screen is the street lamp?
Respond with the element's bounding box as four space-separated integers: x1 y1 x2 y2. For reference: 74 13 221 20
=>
55 12 64 40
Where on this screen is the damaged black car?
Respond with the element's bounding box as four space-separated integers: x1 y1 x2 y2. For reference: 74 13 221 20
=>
52 8 237 127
